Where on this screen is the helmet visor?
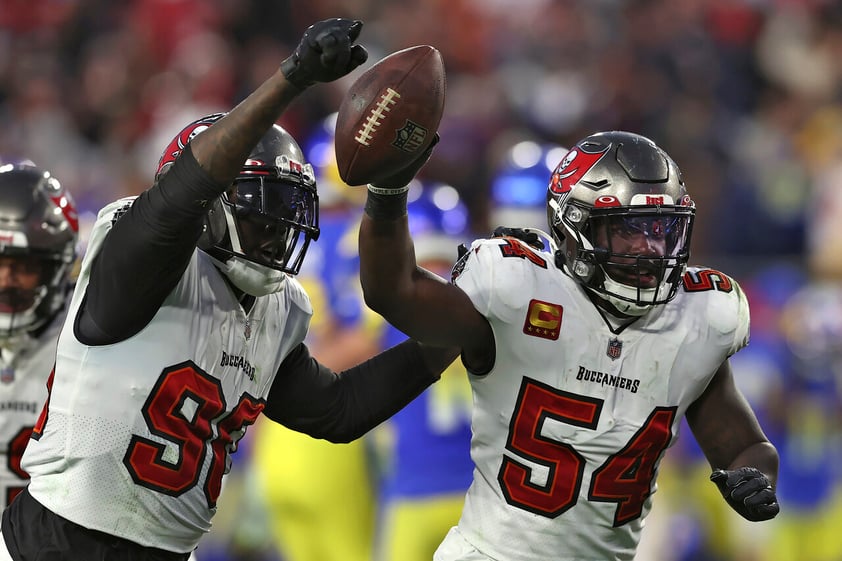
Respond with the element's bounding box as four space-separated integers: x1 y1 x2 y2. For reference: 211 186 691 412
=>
224 177 319 272
595 214 690 256
590 210 693 289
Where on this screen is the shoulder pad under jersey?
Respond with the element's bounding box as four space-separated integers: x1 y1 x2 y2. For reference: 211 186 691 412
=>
681 266 750 356
452 236 555 318
282 275 314 316
82 196 139 261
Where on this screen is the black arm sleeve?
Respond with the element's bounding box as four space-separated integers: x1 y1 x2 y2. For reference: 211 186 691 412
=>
77 146 229 345
262 339 442 443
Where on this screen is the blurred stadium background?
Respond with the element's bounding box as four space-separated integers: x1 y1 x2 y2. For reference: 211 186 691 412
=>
3 1 842 560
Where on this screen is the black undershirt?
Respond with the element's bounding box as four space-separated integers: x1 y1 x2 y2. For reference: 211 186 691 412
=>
72 145 438 442
77 145 217 344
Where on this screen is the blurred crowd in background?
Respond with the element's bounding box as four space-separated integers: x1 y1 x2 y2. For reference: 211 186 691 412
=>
3 1 842 560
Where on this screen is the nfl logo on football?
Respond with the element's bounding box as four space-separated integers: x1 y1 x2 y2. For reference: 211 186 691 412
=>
392 120 427 152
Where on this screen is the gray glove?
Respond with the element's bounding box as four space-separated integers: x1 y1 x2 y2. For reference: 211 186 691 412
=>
281 18 369 90
710 467 780 522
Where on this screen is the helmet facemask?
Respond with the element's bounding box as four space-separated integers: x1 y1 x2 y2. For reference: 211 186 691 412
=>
203 168 320 297
0 253 69 337
214 161 320 276
559 203 694 315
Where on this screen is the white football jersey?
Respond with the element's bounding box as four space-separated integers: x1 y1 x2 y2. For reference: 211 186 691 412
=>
439 236 749 561
0 319 62 512
21 197 313 553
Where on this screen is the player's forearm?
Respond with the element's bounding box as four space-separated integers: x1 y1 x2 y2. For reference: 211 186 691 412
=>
189 69 301 184
725 441 779 486
327 339 458 442
358 212 419 315
266 340 455 442
359 209 489 351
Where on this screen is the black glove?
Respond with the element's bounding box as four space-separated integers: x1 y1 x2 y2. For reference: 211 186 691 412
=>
372 134 440 190
281 18 369 90
492 226 545 250
710 467 780 522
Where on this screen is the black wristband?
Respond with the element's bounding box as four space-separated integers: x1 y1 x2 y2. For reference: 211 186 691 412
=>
364 189 408 220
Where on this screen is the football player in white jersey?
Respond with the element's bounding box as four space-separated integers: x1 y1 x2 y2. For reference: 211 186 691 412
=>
357 130 780 561
0 162 78 513
0 18 457 561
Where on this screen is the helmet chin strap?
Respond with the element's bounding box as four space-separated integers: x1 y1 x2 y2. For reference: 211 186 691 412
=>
560 261 652 318
557 212 662 317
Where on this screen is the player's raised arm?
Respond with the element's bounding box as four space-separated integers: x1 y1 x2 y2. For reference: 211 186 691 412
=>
332 45 493 370
357 148 495 373
79 18 368 345
191 18 368 184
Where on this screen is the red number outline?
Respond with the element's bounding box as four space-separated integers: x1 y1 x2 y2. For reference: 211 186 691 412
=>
5 426 33 507
589 408 676 526
31 368 55 441
683 269 733 293
498 239 548 269
498 377 675 525
123 361 264 508
498 378 601 517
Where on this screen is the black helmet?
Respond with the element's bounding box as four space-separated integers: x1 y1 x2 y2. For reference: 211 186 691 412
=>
157 113 320 275
546 131 695 316
0 161 78 338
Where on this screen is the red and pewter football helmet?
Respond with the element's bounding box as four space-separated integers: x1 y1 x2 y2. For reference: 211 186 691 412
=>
0 161 78 338
157 113 320 276
546 131 695 316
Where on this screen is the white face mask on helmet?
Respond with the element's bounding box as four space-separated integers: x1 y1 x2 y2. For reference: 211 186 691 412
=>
210 255 286 297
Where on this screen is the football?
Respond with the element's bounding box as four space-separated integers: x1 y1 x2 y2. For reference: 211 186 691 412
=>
335 45 446 186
